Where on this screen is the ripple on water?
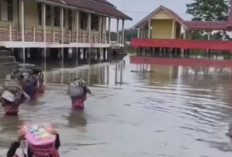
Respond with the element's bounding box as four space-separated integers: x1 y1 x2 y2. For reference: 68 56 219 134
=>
1 58 232 157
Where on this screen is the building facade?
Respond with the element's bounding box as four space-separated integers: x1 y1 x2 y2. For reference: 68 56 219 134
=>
131 3 232 57
0 0 131 62
134 6 183 40
134 4 232 40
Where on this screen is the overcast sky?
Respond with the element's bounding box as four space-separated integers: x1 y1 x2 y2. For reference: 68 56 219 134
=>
108 0 193 29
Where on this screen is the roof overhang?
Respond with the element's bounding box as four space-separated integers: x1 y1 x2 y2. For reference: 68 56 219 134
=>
133 6 187 29
184 21 228 31
36 0 132 20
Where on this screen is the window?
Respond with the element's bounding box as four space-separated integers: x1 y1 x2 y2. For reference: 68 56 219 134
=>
68 10 72 30
46 5 51 26
37 4 52 26
54 7 60 27
0 1 7 21
63 9 66 27
7 0 13 21
37 3 42 25
80 12 88 30
91 15 99 31
0 0 13 21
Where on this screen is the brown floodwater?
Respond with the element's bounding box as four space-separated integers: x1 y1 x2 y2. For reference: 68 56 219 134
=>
1 56 232 157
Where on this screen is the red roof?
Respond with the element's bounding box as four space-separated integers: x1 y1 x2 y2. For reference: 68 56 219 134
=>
45 0 132 20
184 21 228 31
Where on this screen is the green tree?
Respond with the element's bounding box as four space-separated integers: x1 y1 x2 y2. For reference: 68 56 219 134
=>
186 0 231 40
124 28 137 42
186 0 230 21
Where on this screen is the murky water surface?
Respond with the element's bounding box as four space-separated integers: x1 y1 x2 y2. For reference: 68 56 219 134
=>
1 56 232 157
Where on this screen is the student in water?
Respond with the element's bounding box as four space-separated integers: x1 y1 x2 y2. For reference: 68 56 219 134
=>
7 131 60 157
69 78 91 99
68 78 91 109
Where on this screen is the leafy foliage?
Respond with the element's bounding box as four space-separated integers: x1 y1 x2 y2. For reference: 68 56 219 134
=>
186 0 231 40
111 28 137 42
186 0 230 21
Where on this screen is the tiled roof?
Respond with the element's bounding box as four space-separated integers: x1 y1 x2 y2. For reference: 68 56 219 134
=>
134 6 187 28
93 0 114 6
184 21 228 31
164 7 185 25
134 2 232 31
45 0 132 20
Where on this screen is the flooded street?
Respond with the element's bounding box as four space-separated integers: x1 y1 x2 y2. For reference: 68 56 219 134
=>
1 56 232 157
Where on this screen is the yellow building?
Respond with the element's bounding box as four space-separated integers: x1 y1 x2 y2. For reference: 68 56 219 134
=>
132 5 232 57
134 6 187 39
134 5 232 40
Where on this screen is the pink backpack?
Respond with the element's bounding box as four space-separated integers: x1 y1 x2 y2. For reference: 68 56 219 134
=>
21 124 59 157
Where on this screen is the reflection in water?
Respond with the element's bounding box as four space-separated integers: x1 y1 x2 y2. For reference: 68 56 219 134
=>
45 61 125 86
115 61 125 85
0 116 24 147
2 56 232 156
66 111 87 130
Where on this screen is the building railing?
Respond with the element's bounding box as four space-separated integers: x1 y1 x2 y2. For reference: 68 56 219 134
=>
12 30 21 41
0 25 113 44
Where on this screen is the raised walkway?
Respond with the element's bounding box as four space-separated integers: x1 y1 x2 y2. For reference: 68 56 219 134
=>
131 38 232 51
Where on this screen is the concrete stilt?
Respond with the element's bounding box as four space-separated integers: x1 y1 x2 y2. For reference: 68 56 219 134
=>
170 49 172 58
97 48 101 63
61 48 64 84
75 48 79 66
42 48 47 85
78 48 81 63
80 49 83 61
120 61 123 85
61 48 64 68
84 48 87 61
22 48 26 63
101 48 104 62
106 49 108 61
181 49 184 58
88 48 91 64
159 48 162 56
18 48 25 63
174 49 177 57
26 48 31 59
115 62 118 85
103 48 106 61
107 66 109 85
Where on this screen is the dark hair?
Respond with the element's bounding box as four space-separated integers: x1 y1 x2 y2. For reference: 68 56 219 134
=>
32 68 42 75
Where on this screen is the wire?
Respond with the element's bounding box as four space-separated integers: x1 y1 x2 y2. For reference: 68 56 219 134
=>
120 10 191 15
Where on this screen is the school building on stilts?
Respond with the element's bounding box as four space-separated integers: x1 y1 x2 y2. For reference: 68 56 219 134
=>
0 0 131 64
131 2 232 59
